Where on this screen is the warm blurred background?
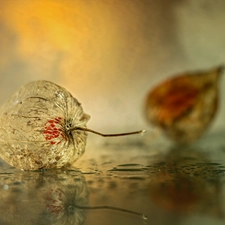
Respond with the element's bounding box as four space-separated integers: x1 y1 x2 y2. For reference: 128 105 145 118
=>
0 0 225 135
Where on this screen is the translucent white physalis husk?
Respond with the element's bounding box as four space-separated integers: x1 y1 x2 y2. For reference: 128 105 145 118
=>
0 80 90 170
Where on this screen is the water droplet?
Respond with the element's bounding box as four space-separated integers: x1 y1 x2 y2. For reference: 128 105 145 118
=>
3 184 9 190
143 214 148 220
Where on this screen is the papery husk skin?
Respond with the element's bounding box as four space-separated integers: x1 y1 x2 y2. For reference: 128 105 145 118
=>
0 80 90 170
145 66 223 144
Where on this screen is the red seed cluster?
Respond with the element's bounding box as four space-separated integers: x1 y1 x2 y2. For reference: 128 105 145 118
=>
43 117 66 145
45 188 64 215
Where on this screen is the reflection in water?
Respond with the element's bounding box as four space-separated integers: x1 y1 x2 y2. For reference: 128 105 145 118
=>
0 134 224 225
147 147 224 218
0 169 88 225
0 165 147 225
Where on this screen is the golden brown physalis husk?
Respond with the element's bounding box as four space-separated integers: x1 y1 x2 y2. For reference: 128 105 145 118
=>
145 66 223 144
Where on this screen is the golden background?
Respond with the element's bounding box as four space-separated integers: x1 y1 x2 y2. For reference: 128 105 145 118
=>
0 0 225 134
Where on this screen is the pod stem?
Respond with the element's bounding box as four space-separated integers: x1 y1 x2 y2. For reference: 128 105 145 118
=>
75 204 147 220
71 127 145 137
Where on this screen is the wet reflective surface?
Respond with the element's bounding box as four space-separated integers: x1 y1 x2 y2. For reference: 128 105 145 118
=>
0 132 225 225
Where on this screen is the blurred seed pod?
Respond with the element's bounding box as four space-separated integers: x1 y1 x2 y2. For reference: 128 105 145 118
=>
145 66 223 144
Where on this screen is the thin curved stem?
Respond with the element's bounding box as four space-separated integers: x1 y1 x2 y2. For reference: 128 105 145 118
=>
75 204 147 219
70 127 145 137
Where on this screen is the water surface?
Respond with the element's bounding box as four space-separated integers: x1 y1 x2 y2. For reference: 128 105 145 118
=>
0 132 225 225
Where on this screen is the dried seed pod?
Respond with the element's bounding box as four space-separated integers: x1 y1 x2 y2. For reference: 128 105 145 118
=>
145 66 223 144
0 80 143 170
